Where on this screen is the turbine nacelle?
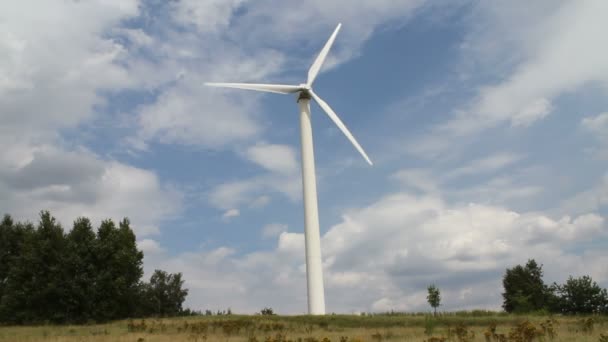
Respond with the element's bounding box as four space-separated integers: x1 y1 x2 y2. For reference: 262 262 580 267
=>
297 84 312 101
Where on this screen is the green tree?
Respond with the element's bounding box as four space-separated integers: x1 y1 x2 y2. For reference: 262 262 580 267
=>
427 284 441 315
0 218 35 323
0 215 15 306
93 218 143 321
0 211 188 323
502 259 549 313
1 211 68 323
32 211 70 323
553 275 608 314
145 270 189 317
65 217 97 323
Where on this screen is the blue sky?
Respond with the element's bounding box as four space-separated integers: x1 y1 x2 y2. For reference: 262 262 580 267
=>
1 0 607 313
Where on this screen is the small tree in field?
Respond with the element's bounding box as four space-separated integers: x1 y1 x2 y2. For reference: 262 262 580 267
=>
260 307 275 315
427 284 441 315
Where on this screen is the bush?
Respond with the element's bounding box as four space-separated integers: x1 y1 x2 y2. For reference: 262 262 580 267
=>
260 307 275 315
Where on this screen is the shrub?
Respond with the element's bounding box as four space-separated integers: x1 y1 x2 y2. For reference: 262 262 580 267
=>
261 307 275 315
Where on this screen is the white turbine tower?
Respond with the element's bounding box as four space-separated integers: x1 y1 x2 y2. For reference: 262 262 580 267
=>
205 23 372 315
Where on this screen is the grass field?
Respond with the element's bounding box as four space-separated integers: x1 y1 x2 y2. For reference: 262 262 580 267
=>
1 312 607 342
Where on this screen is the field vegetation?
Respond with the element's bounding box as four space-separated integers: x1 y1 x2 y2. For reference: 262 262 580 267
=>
1 312 608 342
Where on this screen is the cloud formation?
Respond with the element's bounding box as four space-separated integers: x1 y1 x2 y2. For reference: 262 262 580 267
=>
0 1 180 235
209 143 301 211
149 189 607 313
409 1 608 157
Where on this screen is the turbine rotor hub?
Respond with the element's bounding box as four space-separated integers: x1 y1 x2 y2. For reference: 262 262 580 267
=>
297 89 312 102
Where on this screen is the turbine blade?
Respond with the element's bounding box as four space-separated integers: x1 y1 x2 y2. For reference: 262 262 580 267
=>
205 83 301 94
310 91 373 165
307 23 341 86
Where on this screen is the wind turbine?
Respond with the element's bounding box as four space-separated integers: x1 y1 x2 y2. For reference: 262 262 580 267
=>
205 23 372 315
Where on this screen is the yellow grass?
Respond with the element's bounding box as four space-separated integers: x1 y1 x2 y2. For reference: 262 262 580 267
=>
0 313 607 342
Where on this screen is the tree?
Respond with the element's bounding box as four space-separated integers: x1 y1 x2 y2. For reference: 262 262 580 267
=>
0 211 189 324
65 217 97 323
0 215 15 306
31 211 70 323
553 275 608 314
427 284 441 315
260 307 275 315
1 211 68 323
144 270 189 317
93 218 143 321
0 218 35 323
0 215 28 322
502 259 549 313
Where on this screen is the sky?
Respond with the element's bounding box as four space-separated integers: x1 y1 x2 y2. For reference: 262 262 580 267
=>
1 0 608 314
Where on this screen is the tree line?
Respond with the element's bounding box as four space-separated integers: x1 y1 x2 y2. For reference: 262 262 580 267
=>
428 259 608 315
0 211 188 324
502 259 608 314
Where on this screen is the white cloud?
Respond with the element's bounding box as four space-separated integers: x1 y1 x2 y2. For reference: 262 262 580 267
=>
458 1 608 131
511 98 552 127
391 153 538 207
208 174 300 211
209 180 260 210
133 54 285 149
208 144 301 211
246 143 299 175
250 195 271 209
582 112 608 140
449 176 543 206
0 1 181 236
559 173 608 215
149 190 607 313
0 145 181 236
277 232 305 255
581 112 608 159
170 0 245 34
391 169 439 194
0 1 140 134
410 1 608 157
222 209 240 220
262 223 288 238
446 153 522 179
138 239 165 255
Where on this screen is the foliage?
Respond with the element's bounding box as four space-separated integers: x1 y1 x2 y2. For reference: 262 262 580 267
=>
261 307 276 315
502 260 608 315
93 218 144 321
0 211 68 323
424 315 438 335
427 284 441 315
577 317 595 334
141 269 189 317
447 322 475 342
551 275 608 314
539 318 558 340
0 211 189 324
1 313 608 341
507 320 544 342
502 260 550 313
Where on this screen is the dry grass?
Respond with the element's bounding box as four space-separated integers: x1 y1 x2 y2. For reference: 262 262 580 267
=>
0 313 607 342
